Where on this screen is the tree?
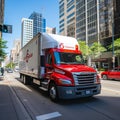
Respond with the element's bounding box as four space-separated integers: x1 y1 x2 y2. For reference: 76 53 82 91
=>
109 38 120 56
90 42 107 58
78 41 91 59
78 41 106 58
78 40 93 66
0 38 8 61
78 41 107 66
109 38 120 65
6 62 15 69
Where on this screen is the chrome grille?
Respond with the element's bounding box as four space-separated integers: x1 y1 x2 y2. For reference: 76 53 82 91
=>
72 72 97 86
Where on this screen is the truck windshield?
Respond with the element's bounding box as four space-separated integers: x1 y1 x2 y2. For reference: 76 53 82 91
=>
54 52 85 64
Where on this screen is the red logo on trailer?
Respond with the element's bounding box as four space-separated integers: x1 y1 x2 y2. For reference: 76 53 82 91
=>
24 49 33 63
59 43 64 49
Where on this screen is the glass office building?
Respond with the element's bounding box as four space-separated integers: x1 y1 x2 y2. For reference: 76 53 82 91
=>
99 0 120 47
59 0 120 68
59 0 76 37
59 0 120 47
21 18 33 47
76 0 98 45
29 12 46 37
76 0 120 47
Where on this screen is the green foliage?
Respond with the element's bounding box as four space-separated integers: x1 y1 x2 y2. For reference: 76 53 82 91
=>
5 62 15 69
98 68 105 71
109 38 120 56
78 41 87 55
78 41 91 59
0 38 8 61
78 40 106 58
89 42 107 57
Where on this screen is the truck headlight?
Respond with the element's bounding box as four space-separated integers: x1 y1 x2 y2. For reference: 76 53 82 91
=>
58 78 72 85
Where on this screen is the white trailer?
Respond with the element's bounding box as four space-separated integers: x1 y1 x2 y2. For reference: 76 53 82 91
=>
19 32 79 80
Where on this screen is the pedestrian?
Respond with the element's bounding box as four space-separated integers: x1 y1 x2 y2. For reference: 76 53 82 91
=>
1 67 4 76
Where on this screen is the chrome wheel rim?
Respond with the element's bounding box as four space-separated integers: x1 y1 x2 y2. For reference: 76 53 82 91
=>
50 86 56 99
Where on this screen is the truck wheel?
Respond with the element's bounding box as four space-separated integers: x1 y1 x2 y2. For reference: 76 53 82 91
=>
20 74 23 80
49 82 59 102
23 75 29 85
102 75 108 80
22 75 32 85
23 76 27 85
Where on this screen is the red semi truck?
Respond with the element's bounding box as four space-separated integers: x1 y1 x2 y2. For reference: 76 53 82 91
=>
19 33 101 101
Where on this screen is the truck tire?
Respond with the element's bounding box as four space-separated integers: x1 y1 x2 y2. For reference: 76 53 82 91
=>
21 74 32 85
23 75 27 85
49 82 59 102
102 75 108 80
20 74 24 82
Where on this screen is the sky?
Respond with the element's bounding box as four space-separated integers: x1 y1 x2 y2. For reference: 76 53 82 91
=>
3 0 59 55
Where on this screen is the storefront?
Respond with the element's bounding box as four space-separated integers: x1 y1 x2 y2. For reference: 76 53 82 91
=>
91 52 118 70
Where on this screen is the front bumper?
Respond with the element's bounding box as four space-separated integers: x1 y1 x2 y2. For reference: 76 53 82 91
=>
57 84 101 99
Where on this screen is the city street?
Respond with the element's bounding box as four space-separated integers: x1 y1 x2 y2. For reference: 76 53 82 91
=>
0 72 120 120
1 1 120 120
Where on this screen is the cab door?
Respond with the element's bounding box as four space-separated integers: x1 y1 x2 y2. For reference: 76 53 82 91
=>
45 51 54 79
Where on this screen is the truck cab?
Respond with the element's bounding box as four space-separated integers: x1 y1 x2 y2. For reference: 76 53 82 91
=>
43 47 101 101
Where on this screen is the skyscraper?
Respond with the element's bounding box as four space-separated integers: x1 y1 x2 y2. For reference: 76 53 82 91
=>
99 0 120 47
59 0 120 68
59 0 76 37
76 0 98 45
21 18 33 47
59 0 98 44
59 0 120 47
46 27 56 34
29 12 46 37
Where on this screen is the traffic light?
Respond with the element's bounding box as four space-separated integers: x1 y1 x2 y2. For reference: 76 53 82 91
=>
2 25 8 33
0 24 2 31
0 24 12 33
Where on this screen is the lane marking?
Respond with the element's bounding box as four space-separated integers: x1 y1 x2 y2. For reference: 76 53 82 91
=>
36 112 62 120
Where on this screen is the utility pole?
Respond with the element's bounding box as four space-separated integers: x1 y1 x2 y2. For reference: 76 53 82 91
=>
85 0 91 66
112 6 115 69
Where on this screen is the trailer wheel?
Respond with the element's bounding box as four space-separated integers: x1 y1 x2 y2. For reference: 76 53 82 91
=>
23 75 27 85
49 82 59 102
21 74 24 82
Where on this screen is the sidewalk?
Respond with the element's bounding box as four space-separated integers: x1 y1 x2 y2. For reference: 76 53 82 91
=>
0 75 32 120
0 77 18 120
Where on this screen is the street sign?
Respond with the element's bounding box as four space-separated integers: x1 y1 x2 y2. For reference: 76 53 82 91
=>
0 24 12 33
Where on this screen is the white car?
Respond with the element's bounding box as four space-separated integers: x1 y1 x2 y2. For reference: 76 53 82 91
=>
7 68 13 73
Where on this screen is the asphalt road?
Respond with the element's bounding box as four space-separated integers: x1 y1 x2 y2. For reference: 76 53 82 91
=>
0 72 120 120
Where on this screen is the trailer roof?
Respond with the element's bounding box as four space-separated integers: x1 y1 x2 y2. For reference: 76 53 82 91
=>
41 33 79 50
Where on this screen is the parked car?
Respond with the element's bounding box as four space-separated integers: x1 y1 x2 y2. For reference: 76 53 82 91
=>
101 66 120 80
7 68 13 73
14 66 19 72
14 68 19 72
